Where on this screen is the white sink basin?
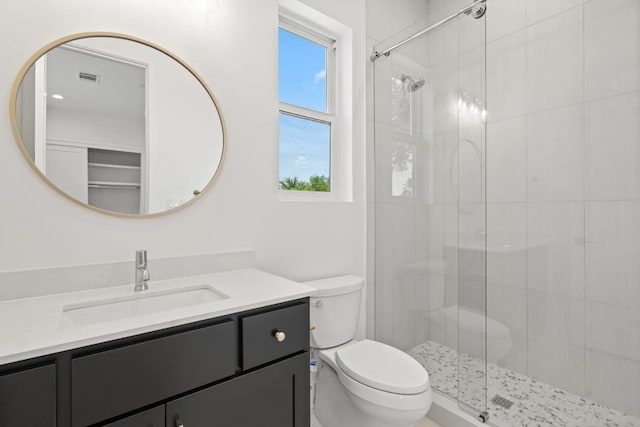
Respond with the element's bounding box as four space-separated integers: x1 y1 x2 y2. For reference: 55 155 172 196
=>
60 285 228 328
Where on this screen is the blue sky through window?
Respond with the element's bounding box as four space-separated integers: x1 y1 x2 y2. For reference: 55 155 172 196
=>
279 113 330 182
279 28 326 111
279 27 330 183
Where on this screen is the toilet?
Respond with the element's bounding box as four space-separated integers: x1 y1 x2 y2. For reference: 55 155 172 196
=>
305 276 432 427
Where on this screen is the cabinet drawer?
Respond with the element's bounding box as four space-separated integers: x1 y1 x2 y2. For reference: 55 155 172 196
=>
241 302 309 369
72 320 235 427
103 405 164 427
0 364 55 427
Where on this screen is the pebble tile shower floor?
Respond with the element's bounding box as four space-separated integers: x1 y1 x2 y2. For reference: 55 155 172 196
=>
409 341 640 427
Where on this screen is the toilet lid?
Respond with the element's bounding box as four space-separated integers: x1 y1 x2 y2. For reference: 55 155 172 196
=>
335 340 430 395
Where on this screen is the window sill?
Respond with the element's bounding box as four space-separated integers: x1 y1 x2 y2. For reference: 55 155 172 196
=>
278 189 351 203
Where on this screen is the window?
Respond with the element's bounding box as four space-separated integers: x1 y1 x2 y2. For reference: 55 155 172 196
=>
278 19 336 194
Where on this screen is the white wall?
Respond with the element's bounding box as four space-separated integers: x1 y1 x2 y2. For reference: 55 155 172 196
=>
255 0 366 283
0 0 366 322
146 54 222 212
47 107 145 148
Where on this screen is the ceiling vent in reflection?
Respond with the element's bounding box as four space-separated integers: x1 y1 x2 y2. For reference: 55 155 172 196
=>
78 72 100 83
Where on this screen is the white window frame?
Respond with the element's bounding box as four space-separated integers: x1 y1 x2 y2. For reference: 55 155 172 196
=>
278 3 352 202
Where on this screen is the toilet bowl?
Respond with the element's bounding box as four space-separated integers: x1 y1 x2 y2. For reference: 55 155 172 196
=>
305 276 432 427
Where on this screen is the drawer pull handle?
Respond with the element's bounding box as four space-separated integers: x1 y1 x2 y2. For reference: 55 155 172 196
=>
176 417 184 427
274 331 286 342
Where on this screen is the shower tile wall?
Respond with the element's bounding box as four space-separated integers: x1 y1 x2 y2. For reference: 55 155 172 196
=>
484 0 640 418
369 0 640 419
440 0 639 417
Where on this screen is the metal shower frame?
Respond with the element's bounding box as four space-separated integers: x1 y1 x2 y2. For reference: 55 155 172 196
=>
370 0 487 62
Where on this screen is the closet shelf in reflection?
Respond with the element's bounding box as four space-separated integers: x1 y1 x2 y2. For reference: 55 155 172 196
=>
88 181 141 189
88 163 141 170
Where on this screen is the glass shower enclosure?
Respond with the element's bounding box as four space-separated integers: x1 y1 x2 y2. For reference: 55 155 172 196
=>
372 0 488 420
372 0 640 424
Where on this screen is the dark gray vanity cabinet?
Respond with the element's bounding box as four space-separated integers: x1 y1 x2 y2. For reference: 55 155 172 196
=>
0 298 309 427
0 364 56 426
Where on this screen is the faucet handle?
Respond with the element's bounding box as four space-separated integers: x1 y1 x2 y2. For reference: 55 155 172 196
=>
136 249 147 267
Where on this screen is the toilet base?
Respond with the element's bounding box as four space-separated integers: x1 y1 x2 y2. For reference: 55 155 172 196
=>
314 360 429 427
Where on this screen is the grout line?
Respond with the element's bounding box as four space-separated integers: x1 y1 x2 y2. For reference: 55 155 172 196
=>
585 88 640 104
487 1 586 46
486 86 640 125
485 91 639 126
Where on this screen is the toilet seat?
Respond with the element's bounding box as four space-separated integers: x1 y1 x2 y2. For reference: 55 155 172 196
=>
317 341 431 412
335 365 432 412
336 340 430 395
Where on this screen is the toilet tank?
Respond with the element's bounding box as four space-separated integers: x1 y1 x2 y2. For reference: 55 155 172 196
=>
303 276 363 349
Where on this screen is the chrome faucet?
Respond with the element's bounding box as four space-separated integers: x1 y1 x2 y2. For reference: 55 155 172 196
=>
134 249 150 292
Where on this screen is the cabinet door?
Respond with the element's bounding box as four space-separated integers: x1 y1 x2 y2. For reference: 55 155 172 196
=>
0 364 56 427
166 352 309 427
46 143 88 203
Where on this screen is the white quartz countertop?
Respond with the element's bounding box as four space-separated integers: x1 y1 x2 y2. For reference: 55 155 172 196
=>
0 268 316 366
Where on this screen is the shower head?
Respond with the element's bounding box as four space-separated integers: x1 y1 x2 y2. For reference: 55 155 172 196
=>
409 78 425 92
400 74 425 92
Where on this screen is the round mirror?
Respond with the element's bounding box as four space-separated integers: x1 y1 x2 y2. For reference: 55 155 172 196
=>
10 33 225 217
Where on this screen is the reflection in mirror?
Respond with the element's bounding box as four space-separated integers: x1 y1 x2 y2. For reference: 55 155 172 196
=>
13 35 225 216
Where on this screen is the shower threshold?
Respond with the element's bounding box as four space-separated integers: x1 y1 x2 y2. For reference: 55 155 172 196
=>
409 341 640 427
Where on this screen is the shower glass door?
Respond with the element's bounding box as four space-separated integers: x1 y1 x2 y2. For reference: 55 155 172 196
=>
454 7 487 419
372 4 488 419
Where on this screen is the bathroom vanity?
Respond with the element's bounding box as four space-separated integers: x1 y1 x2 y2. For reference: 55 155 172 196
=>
0 269 313 427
